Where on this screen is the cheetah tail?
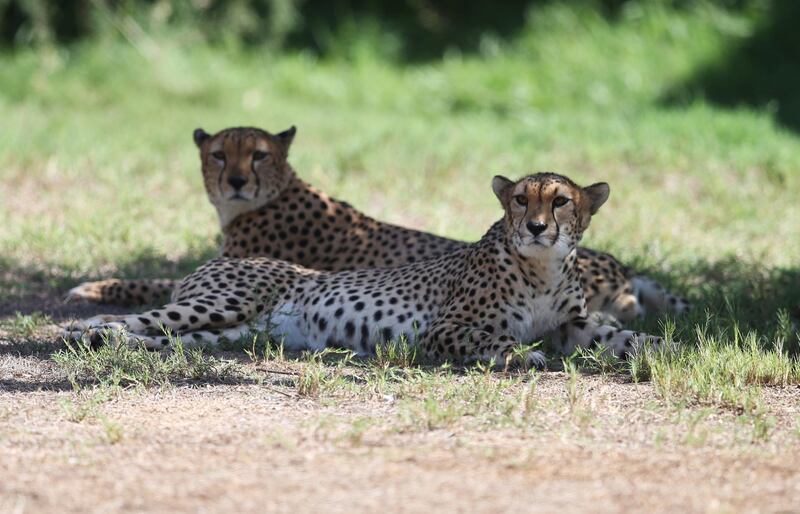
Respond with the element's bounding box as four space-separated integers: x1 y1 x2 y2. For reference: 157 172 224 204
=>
630 276 690 317
64 278 177 306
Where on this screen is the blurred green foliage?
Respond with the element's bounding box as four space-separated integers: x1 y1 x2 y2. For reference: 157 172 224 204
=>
0 0 773 58
664 0 800 129
1 1 797 128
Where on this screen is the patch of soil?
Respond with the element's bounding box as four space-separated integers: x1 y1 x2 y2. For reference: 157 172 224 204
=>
1 373 799 513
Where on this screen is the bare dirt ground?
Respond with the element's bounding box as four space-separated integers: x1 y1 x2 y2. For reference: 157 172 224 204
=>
2 314 800 514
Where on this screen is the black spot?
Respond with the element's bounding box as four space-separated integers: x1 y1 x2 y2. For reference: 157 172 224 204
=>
167 311 181 321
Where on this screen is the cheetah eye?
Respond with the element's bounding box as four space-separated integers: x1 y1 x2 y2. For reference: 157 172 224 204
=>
513 195 528 207
211 151 226 161
553 196 570 207
252 150 269 161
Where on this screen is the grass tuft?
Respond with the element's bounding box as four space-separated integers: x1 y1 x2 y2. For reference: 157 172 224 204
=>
0 311 52 340
629 326 800 414
53 335 239 390
373 335 418 369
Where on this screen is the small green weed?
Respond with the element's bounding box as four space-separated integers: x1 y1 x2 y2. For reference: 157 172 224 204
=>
223 332 286 363
59 388 112 422
0 311 52 340
295 348 352 397
573 346 626 375
563 359 593 427
59 388 125 444
373 335 418 369
748 409 776 443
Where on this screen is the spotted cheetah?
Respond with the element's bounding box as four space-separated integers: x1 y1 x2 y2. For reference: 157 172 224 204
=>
66 172 665 368
66 126 689 323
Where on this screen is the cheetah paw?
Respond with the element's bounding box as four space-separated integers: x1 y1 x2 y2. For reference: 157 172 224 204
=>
61 321 141 349
525 350 547 370
65 315 121 332
627 333 671 354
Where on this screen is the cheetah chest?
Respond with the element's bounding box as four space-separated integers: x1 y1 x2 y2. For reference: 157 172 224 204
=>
504 294 569 343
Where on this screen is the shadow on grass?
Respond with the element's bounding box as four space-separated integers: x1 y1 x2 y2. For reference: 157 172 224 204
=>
1 249 798 393
0 378 76 393
664 0 800 132
0 370 271 393
0 244 217 321
631 256 800 352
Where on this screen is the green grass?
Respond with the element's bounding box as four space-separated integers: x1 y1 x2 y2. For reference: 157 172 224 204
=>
631 320 800 409
53 337 240 389
2 2 800 413
0 311 53 339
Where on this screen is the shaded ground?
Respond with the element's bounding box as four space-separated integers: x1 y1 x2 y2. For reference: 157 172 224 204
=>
666 0 800 132
0 249 216 320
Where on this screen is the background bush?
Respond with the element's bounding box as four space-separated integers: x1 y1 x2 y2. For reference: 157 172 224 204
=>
0 0 773 58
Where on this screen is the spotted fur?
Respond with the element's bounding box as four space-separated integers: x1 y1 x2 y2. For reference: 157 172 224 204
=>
66 173 665 368
66 126 689 322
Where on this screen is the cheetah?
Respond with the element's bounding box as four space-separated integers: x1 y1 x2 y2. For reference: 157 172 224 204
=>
66 126 689 324
66 172 665 368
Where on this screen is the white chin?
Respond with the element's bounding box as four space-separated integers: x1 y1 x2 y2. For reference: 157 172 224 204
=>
515 238 570 259
516 243 548 258
215 197 259 227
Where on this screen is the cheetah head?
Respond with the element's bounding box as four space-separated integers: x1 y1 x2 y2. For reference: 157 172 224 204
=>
492 173 609 258
193 126 297 227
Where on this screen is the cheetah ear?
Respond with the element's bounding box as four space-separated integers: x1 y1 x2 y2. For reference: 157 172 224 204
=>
275 126 297 146
193 128 211 148
492 175 514 206
584 182 610 214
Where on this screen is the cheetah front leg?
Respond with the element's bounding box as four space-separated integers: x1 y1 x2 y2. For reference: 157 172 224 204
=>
420 321 546 370
64 293 262 346
548 316 664 358
65 323 258 351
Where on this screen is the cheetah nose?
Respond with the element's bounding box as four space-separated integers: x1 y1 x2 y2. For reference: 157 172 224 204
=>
227 175 248 190
526 220 548 237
